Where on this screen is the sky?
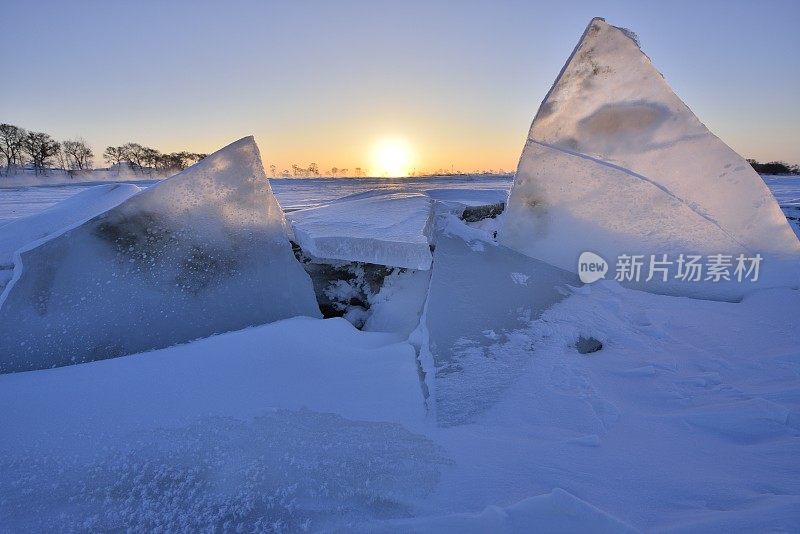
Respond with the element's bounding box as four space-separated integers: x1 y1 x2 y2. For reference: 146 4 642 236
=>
2 0 799 175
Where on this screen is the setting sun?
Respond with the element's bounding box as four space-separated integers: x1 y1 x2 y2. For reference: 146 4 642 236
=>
371 138 414 177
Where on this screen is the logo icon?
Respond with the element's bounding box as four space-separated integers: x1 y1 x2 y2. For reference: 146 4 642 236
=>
578 251 608 284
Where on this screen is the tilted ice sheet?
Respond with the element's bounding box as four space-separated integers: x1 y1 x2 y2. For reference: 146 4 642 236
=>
420 217 578 426
289 191 435 270
0 183 141 266
0 136 320 373
501 18 800 298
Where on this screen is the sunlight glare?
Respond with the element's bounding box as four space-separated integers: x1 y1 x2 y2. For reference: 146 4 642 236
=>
371 138 414 177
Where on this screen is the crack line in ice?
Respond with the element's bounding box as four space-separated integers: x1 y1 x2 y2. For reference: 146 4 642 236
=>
527 139 752 253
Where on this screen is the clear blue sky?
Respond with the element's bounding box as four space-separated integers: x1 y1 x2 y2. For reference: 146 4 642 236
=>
2 0 798 172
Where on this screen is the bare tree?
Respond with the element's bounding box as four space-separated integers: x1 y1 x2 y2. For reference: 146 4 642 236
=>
121 143 146 171
0 123 27 174
62 138 94 170
269 164 277 176
23 132 60 175
103 146 127 170
141 147 161 173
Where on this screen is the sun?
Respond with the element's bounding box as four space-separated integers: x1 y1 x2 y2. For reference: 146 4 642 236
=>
371 138 414 177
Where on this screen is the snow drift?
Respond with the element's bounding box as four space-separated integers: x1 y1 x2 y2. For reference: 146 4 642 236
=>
500 18 800 299
0 136 320 373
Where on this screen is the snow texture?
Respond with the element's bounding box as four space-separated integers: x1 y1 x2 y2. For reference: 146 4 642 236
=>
0 317 433 531
420 216 578 425
1 177 800 530
501 18 800 299
0 136 320 373
0 183 140 294
364 268 432 338
289 191 435 270
379 488 636 533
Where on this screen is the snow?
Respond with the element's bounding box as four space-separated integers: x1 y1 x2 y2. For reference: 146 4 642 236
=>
381 488 636 533
3 266 798 530
500 18 800 299
0 317 432 531
289 191 435 269
763 174 800 239
269 174 513 212
363 267 431 337
0 136 320 373
0 181 154 225
0 171 799 530
0 183 140 266
418 215 578 425
1 19 799 527
0 165 171 189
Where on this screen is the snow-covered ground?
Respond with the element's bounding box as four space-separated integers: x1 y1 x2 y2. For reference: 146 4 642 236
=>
2 10 798 530
764 175 800 239
0 173 798 531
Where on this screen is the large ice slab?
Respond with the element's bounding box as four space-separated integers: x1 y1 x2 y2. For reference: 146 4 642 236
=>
500 18 800 298
0 183 141 267
0 136 320 373
418 217 578 426
289 191 434 270
0 183 141 292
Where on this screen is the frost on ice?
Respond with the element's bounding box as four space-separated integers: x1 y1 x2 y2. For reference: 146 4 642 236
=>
0 136 320 373
0 183 140 291
500 17 800 299
418 217 578 426
289 191 434 270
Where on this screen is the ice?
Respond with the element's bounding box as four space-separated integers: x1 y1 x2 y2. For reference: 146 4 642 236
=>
0 412 446 532
289 191 435 269
500 18 800 298
363 268 431 338
417 216 578 425
0 317 434 530
0 136 320 373
0 183 140 266
0 183 140 293
423 188 507 207
381 488 636 533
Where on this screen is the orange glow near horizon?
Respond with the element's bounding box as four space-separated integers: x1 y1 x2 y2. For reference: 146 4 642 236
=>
370 138 415 177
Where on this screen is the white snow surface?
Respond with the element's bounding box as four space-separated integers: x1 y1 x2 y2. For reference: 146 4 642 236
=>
289 191 435 269
501 18 800 299
0 174 799 530
2 268 798 531
0 183 140 266
0 317 430 531
0 136 320 373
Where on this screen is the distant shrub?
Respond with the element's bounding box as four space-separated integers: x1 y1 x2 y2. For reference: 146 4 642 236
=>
747 159 800 175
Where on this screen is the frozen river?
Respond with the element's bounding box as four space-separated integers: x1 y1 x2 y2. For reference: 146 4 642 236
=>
0 175 514 225
1 174 798 239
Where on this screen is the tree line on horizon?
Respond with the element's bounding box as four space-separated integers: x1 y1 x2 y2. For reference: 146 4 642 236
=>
0 123 207 176
271 163 366 178
2 122 797 178
745 159 799 175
